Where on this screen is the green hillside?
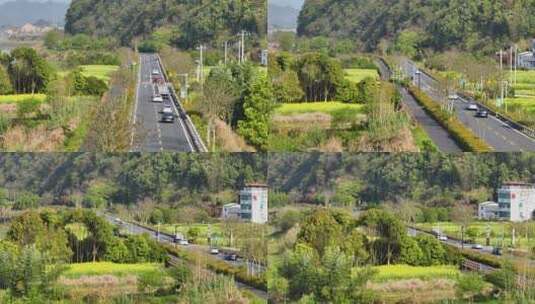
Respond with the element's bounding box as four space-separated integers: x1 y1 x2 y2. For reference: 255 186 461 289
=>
65 0 266 49
297 0 535 54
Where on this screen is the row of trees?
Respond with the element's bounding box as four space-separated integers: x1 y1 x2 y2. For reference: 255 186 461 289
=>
271 208 457 303
0 47 53 94
3 209 166 265
269 52 378 103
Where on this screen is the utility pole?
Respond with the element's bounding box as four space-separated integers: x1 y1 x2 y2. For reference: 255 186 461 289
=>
197 44 205 90
241 30 246 63
499 50 503 72
224 41 228 65
510 46 513 87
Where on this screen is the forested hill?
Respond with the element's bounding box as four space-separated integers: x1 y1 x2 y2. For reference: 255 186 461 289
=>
0 154 267 204
1 154 535 208
64 0 266 48
267 153 535 205
297 0 535 53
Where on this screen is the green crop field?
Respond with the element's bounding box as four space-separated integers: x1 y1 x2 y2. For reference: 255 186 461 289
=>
344 68 379 83
370 265 460 282
80 65 119 82
0 94 47 104
416 221 535 249
275 102 365 116
508 70 535 113
63 262 163 278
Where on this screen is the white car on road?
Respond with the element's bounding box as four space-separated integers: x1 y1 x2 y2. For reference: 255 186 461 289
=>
151 69 160 76
179 240 189 246
472 244 483 250
467 104 478 111
438 235 448 241
210 248 220 255
152 95 164 103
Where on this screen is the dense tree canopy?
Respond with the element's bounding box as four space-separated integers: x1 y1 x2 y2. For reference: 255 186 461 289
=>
298 0 535 54
65 0 266 49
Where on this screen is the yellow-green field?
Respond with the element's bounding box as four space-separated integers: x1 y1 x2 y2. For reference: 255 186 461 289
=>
80 65 119 82
0 94 46 104
344 68 379 83
63 262 163 278
275 102 365 116
416 221 535 249
509 70 535 113
370 265 460 282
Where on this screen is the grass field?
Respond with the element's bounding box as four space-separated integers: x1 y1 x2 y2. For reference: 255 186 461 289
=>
370 264 460 282
0 94 47 104
63 262 163 278
412 125 438 152
80 65 119 82
275 102 365 116
506 70 535 114
344 68 379 83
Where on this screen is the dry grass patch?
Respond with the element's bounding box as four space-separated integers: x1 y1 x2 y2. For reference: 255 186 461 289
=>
3 125 65 151
356 127 418 152
368 278 457 304
272 113 333 132
214 119 255 152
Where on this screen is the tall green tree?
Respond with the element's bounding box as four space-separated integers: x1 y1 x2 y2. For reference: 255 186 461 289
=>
238 73 275 150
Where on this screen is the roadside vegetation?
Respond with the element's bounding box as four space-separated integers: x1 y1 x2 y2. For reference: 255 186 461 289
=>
267 50 417 152
0 30 136 152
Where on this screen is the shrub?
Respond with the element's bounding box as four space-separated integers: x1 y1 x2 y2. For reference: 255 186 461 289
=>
408 86 493 152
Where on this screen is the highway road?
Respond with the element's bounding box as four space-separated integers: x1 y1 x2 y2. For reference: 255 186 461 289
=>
401 59 535 152
376 59 463 152
131 54 198 152
102 214 267 299
408 227 535 269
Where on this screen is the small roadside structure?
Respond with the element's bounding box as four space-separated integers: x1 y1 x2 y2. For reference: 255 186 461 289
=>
518 40 535 69
478 201 499 220
221 203 241 220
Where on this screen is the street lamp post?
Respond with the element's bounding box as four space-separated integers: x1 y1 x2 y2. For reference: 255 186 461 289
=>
415 70 422 90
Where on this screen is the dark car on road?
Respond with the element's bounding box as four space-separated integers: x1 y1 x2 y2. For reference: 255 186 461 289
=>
225 254 238 261
161 110 176 123
475 109 489 118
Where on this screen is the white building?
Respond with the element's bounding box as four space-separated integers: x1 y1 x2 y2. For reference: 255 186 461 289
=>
518 40 535 70
221 203 241 220
239 183 268 224
497 182 535 222
478 201 499 220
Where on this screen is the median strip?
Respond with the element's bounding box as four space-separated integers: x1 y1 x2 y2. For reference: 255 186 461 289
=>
407 86 494 152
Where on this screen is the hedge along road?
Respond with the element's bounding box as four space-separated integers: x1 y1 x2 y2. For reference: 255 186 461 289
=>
376 59 463 152
401 58 535 152
101 214 268 300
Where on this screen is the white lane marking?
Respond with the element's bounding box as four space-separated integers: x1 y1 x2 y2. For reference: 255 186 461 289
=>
152 99 164 152
154 55 195 152
130 54 143 151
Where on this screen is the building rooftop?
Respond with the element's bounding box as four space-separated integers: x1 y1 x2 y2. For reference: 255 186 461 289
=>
244 183 269 188
501 182 535 188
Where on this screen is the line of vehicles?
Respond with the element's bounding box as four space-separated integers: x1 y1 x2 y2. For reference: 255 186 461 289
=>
151 69 177 123
435 233 502 255
448 94 489 118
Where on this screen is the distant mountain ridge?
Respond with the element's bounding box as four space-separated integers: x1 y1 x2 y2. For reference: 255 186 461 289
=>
268 3 300 30
0 0 68 27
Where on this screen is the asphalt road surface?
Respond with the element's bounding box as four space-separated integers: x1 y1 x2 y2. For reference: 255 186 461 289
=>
377 59 462 152
401 59 535 152
132 54 194 152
